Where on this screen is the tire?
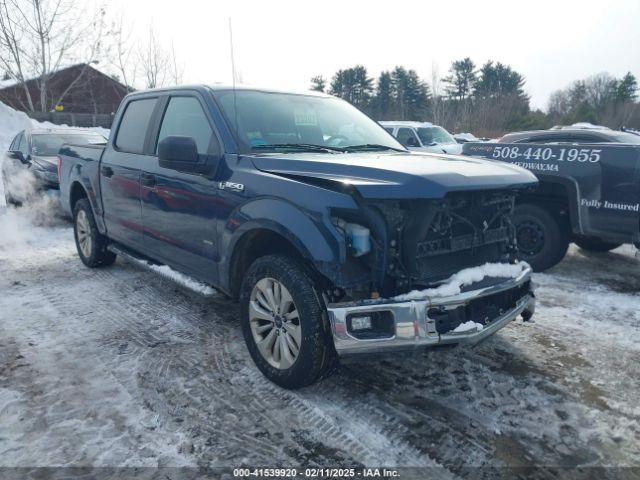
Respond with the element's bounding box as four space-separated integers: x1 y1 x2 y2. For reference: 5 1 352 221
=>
73 198 117 268
3 181 20 207
239 254 337 389
574 236 622 253
513 203 569 272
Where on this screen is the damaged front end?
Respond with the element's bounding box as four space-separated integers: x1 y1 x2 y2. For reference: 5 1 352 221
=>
327 189 535 355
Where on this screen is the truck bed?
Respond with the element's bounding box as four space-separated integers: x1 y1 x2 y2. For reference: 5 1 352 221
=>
58 143 106 218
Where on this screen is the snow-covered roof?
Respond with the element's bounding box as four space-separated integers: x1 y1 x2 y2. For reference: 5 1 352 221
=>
550 122 611 131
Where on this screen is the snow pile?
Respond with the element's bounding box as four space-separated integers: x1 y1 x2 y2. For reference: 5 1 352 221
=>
393 261 529 301
452 320 484 333
0 101 33 154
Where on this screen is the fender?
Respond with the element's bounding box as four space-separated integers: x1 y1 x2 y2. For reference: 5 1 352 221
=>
218 197 346 292
532 174 582 234
59 144 107 234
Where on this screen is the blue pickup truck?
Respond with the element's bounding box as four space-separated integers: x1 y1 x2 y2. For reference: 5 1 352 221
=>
58 85 537 388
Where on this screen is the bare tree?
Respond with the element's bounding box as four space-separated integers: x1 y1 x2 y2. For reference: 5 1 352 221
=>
0 0 108 112
0 0 34 110
169 41 183 86
107 12 136 90
139 26 165 88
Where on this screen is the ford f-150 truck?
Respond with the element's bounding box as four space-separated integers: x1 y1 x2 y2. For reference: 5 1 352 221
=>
59 85 537 388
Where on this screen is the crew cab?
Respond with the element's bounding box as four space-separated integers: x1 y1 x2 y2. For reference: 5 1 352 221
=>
59 85 537 388
462 127 640 271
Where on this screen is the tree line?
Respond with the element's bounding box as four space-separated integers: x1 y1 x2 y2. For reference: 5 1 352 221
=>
312 59 639 137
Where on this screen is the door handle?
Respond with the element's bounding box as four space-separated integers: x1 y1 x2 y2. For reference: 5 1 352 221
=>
101 166 114 178
140 173 156 188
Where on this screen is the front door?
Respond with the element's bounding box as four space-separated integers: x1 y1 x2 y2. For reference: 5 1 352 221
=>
140 95 221 281
101 97 159 250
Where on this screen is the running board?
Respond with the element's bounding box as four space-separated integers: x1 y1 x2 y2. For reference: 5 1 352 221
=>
108 244 219 297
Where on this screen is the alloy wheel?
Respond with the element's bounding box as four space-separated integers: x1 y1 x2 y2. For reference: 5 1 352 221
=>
249 278 302 369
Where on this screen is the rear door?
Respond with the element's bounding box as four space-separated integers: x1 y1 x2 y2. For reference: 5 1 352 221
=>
101 96 159 250
139 93 222 280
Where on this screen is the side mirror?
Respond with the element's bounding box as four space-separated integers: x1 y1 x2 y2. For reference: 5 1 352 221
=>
158 136 209 174
8 150 27 163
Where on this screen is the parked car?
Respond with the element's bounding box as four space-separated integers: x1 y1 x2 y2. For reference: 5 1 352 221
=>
379 121 463 154
462 127 640 271
59 85 536 388
2 128 106 206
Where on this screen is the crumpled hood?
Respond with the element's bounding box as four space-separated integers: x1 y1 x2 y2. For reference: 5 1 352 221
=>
250 151 538 199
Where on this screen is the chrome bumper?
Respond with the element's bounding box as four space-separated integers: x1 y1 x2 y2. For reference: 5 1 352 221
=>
328 266 535 356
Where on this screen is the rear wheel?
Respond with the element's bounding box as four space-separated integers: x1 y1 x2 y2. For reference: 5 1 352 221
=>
73 198 117 267
240 254 337 389
513 203 569 272
575 236 622 253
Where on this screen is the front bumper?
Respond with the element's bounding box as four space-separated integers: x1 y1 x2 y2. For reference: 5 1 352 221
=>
328 266 535 356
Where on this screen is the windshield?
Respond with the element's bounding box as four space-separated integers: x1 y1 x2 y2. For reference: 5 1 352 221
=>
416 126 456 145
32 133 106 156
214 90 404 153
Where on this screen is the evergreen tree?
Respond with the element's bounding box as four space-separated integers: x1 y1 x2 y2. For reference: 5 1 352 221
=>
443 57 476 101
372 71 393 119
310 75 326 92
390 66 430 120
329 65 373 111
474 61 526 99
616 72 638 102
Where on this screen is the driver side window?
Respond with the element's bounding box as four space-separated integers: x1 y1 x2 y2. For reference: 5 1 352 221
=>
396 128 420 147
18 133 29 155
10 132 22 151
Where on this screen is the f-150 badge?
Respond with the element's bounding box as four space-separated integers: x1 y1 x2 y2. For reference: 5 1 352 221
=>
218 181 244 192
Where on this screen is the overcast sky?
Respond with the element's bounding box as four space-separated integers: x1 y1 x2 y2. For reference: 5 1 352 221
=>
107 0 640 110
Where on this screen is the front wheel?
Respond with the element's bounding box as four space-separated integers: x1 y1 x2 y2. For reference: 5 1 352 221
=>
3 180 20 207
73 198 117 267
239 254 337 389
513 203 569 272
574 236 622 253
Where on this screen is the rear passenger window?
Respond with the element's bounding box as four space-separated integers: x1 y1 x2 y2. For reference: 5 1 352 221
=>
157 97 214 154
115 98 157 153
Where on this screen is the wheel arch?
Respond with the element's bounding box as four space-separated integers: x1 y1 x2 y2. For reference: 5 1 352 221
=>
220 199 343 298
518 175 580 234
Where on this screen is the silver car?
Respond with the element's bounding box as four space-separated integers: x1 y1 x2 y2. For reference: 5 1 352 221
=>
380 121 462 155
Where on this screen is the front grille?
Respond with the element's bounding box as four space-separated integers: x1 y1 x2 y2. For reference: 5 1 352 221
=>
429 280 530 334
400 191 515 284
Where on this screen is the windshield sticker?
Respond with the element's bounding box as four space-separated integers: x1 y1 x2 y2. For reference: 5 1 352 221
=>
294 109 318 126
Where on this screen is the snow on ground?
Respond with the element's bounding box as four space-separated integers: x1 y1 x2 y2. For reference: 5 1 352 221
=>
1 197 639 476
